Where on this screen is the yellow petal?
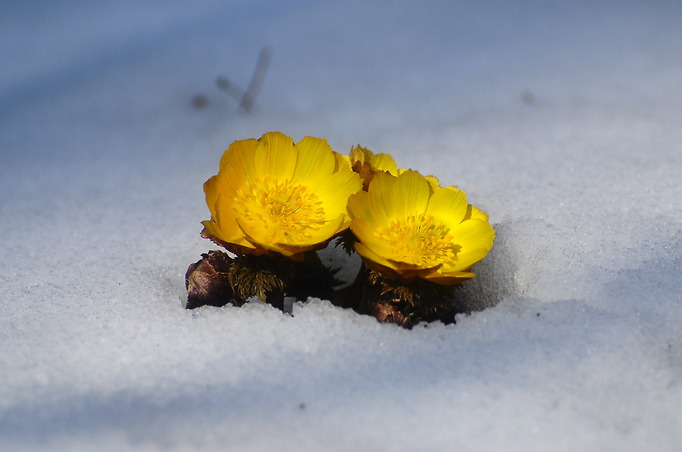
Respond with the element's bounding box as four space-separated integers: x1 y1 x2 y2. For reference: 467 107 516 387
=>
369 153 398 175
350 220 398 260
203 175 220 221
445 219 495 272
237 214 345 257
310 169 362 218
426 186 468 227
425 175 440 192
214 194 244 242
367 171 398 225
334 152 352 172
391 170 430 218
220 138 258 172
282 214 346 247
446 247 490 273
216 158 247 196
294 136 336 182
453 219 495 252
200 219 221 241
349 145 368 164
347 191 374 223
349 217 380 246
424 271 476 284
204 174 247 244
254 132 297 180
462 204 490 222
354 241 396 270
201 218 255 250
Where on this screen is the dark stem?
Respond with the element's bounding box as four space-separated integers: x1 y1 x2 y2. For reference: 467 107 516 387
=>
265 288 284 311
343 264 371 312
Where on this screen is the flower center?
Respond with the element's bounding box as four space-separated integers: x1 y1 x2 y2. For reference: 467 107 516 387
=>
234 176 326 243
377 214 460 268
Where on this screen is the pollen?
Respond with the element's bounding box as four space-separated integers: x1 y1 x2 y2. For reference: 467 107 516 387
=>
234 176 327 243
377 214 460 268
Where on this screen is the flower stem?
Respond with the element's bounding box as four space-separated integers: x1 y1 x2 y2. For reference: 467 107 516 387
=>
265 289 286 313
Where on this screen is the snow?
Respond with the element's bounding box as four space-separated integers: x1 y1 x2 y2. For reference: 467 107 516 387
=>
1 1 681 450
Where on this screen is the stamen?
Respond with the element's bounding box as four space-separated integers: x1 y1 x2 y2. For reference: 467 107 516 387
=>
234 176 326 243
377 214 459 267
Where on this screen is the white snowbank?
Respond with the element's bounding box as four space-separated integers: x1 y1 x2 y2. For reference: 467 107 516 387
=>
1 1 680 450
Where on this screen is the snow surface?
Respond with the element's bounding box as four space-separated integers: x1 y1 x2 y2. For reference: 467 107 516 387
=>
1 1 681 450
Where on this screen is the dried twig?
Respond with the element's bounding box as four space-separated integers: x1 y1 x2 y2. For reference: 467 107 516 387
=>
239 47 272 113
215 47 272 113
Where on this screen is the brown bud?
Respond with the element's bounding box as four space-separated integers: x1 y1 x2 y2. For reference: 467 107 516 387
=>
373 301 414 329
185 250 244 309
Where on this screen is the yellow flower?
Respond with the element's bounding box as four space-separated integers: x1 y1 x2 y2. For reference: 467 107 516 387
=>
347 170 494 284
202 132 363 258
349 145 398 190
